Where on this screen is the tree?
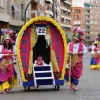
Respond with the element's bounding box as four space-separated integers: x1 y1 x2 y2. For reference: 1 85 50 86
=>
66 35 71 43
98 33 100 37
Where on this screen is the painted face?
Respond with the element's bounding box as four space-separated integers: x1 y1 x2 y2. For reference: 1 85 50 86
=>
5 39 10 44
37 56 43 65
37 60 43 65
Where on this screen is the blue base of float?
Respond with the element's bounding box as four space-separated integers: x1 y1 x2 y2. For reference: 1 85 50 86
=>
23 79 64 87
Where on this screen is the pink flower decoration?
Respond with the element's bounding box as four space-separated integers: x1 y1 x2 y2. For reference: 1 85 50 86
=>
78 30 84 36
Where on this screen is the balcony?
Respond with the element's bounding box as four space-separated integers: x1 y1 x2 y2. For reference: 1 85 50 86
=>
85 12 90 15
60 2 71 12
86 22 90 25
45 0 53 4
45 4 53 16
64 0 71 5
60 22 72 28
60 13 71 20
45 10 53 16
31 10 37 17
86 15 90 19
85 7 90 10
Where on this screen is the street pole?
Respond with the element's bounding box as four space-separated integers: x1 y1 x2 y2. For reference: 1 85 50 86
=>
24 0 33 24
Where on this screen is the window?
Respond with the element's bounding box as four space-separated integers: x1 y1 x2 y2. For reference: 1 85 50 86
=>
90 16 93 18
39 0 44 6
90 11 92 13
91 32 93 34
11 6 14 16
90 21 93 24
26 9 29 19
95 15 97 19
95 0 97 3
85 36 90 39
0 0 4 8
94 11 97 14
94 21 97 24
90 26 93 29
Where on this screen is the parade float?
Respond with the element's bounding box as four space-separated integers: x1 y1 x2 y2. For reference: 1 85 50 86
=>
16 16 68 90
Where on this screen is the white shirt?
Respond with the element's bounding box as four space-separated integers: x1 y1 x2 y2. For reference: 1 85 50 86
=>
33 60 49 66
0 45 16 59
68 42 87 54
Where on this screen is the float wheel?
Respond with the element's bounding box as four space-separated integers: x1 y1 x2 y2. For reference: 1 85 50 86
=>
54 85 60 90
24 87 30 91
57 85 60 90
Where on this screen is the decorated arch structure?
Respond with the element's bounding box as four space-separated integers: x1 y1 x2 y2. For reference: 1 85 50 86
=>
16 16 68 88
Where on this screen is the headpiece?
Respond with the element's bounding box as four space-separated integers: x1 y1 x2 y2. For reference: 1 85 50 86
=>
72 28 84 42
37 56 43 60
6 30 13 37
3 34 10 41
93 37 100 45
96 37 100 42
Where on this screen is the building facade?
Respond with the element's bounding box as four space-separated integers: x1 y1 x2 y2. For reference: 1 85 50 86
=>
72 7 85 33
0 0 31 40
31 0 72 38
45 0 53 17
84 0 100 42
60 0 72 38
31 0 46 18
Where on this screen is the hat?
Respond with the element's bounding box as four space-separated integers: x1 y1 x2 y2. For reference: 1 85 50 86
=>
3 34 10 41
72 29 84 41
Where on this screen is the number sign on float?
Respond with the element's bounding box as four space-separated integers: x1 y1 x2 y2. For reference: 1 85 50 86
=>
36 27 46 35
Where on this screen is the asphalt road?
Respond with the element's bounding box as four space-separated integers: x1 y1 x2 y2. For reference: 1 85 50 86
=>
1 52 100 100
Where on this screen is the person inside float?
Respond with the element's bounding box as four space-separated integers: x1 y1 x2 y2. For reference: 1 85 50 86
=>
33 56 48 66
90 38 100 69
68 28 87 91
0 31 17 94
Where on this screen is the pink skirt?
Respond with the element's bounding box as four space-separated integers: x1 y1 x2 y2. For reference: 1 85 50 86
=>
0 64 14 82
71 61 83 79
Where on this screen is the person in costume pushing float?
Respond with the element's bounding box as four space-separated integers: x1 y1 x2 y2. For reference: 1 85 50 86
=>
68 28 87 91
0 30 17 94
90 38 100 69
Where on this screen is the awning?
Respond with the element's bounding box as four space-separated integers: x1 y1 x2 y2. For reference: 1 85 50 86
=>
12 5 20 14
84 4 90 7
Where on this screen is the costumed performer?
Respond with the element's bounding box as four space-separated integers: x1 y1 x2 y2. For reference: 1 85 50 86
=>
96 37 100 66
0 33 17 94
68 28 87 91
90 38 100 69
33 56 48 66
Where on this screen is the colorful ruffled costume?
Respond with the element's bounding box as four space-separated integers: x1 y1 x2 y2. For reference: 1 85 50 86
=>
90 42 100 69
0 33 17 93
68 28 87 90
